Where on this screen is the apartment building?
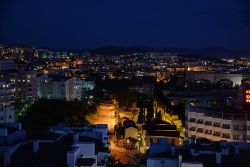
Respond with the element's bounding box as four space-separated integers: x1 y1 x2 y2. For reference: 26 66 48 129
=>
37 75 84 101
0 69 38 101
0 82 15 123
186 71 242 87
186 104 250 142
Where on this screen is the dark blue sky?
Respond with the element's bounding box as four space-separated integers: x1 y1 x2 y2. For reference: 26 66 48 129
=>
0 0 249 49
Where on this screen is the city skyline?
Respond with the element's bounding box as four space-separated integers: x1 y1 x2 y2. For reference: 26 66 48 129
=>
1 1 250 167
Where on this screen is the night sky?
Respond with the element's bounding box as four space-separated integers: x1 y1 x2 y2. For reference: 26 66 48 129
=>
0 0 249 49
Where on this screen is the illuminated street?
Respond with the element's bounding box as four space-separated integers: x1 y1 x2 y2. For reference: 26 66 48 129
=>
87 102 116 132
110 135 139 164
86 102 139 164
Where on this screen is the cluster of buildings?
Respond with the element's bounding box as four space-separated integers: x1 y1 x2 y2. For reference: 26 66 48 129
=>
2 44 250 166
0 59 96 124
147 138 250 167
1 122 110 167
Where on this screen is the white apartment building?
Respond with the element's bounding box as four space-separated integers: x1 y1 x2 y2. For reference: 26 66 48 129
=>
186 104 250 142
16 71 38 101
37 74 64 99
0 70 38 101
37 75 84 101
186 72 242 86
65 77 83 101
83 78 95 91
0 82 15 123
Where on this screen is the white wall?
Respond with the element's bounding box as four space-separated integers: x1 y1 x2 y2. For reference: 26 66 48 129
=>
77 142 95 157
147 158 177 167
67 146 81 167
182 162 203 167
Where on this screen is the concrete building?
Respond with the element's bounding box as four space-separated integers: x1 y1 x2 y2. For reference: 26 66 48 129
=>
186 102 250 142
67 135 110 167
0 60 16 71
0 122 26 146
65 77 84 101
147 138 250 167
50 123 109 146
186 72 242 87
128 82 154 96
82 78 95 91
16 71 38 101
37 74 65 99
0 70 38 101
1 122 110 167
0 82 15 123
142 120 183 148
37 75 84 101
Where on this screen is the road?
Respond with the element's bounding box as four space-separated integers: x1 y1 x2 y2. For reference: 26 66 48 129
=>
86 103 139 164
87 103 115 132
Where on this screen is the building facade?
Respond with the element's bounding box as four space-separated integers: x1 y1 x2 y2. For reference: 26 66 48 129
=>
0 82 15 123
186 104 250 142
186 72 242 87
37 75 84 101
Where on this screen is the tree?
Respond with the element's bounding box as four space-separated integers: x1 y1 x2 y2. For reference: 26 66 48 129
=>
21 99 98 134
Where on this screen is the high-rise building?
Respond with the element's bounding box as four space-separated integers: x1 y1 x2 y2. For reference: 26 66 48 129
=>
0 70 38 101
0 82 15 123
37 75 84 101
185 102 250 142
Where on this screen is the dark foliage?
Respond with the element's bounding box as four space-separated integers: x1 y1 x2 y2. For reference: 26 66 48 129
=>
21 99 97 133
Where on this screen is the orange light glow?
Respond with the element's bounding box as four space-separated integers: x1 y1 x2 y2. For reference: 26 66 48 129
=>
246 90 250 103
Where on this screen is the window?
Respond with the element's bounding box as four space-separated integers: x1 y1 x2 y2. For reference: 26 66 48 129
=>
247 135 250 140
205 130 212 134
204 121 212 126
222 133 230 139
197 119 203 124
189 127 196 131
197 128 203 133
150 138 153 143
233 125 239 130
189 118 196 122
222 124 230 129
248 126 250 131
213 122 221 127
213 131 221 137
233 134 239 140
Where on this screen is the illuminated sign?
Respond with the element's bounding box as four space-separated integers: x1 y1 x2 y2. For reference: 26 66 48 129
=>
246 90 250 103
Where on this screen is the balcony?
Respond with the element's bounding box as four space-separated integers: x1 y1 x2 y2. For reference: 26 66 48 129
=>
197 120 203 124
197 128 203 133
213 132 221 137
189 118 196 123
213 123 221 128
204 129 212 134
222 133 230 139
189 127 196 131
222 124 230 129
204 121 212 126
